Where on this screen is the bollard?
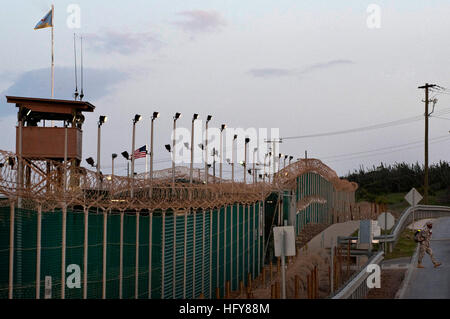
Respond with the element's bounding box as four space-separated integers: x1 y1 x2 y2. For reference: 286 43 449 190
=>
262 266 266 286
271 284 275 299
225 281 230 298
306 274 310 299
247 273 252 292
216 287 220 299
275 281 280 299
270 262 273 282
277 257 280 273
328 265 331 293
239 281 244 295
347 240 350 278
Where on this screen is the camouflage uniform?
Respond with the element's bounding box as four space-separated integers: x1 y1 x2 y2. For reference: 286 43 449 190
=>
417 226 437 264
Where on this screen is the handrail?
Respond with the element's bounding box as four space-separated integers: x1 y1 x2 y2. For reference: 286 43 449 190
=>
333 205 450 299
331 251 384 299
338 205 450 244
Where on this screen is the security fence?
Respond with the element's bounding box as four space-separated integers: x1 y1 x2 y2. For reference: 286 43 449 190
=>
0 201 265 299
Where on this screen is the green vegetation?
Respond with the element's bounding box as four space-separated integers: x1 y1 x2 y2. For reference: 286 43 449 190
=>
385 229 417 260
343 161 450 205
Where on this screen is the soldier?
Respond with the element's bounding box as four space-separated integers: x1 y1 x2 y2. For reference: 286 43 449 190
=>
417 221 442 268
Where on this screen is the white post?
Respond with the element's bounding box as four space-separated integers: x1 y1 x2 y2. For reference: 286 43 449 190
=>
161 212 165 299
135 211 140 299
223 206 227 289
36 205 42 299
183 211 187 299
202 210 205 295
281 229 286 299
9 202 15 299
236 204 239 289
172 212 176 298
102 210 107 299
209 210 212 298
216 208 220 292
83 207 88 299
148 212 152 299
252 203 256 278
61 205 67 299
192 210 196 298
230 206 233 291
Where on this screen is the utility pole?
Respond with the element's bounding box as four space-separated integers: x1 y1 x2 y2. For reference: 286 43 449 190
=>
418 83 437 204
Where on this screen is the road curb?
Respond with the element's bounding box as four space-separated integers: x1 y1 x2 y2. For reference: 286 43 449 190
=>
395 244 419 299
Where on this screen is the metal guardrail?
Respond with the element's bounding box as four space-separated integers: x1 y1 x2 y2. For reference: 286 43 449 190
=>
331 251 384 299
332 204 450 299
338 205 450 245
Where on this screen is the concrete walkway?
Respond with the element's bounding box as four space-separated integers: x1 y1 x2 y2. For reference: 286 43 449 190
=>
401 217 450 299
304 221 360 253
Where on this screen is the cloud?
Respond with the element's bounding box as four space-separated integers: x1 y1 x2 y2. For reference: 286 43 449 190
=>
249 59 355 79
248 68 296 78
84 31 162 55
173 10 226 33
0 67 127 117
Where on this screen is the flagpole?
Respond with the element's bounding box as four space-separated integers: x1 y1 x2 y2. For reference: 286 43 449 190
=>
51 4 54 98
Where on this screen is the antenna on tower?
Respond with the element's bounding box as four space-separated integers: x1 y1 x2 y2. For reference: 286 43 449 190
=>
73 33 79 100
79 35 84 101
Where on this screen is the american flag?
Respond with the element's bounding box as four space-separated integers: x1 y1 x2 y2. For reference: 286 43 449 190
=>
132 145 147 159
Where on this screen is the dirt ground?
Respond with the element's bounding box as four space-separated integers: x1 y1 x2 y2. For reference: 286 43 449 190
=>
296 223 330 248
366 269 406 299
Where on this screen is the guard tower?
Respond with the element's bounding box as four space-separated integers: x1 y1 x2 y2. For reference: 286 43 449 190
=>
6 96 95 192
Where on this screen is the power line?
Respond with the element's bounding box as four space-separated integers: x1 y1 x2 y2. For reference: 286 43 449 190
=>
324 136 450 163
320 134 450 161
281 108 450 140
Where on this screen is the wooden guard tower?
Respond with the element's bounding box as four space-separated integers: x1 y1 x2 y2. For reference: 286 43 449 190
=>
6 96 95 193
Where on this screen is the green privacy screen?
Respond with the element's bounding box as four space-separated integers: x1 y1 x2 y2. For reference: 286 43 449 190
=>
0 201 263 299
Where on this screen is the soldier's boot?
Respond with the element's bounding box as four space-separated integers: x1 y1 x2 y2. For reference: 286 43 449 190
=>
417 263 425 268
433 262 442 268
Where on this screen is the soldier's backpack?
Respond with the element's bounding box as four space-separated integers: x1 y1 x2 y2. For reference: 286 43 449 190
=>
414 230 422 243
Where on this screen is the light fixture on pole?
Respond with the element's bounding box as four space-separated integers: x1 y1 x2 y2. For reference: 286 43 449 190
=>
198 143 205 181
219 124 226 183
150 111 159 191
205 115 212 184
97 115 107 188
130 114 141 197
244 138 250 183
289 156 293 165
172 112 182 185
111 153 117 181
284 154 288 169
253 147 258 184
121 151 130 177
190 114 199 184
86 157 95 167
278 153 283 173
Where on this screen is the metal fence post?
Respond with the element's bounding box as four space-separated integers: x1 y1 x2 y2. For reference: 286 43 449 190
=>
183 211 187 299
148 211 153 299
161 211 165 299
8 202 15 299
135 211 140 299
61 205 67 299
83 207 88 299
102 209 108 299
119 211 124 299
192 210 196 298
223 205 227 291
36 204 42 299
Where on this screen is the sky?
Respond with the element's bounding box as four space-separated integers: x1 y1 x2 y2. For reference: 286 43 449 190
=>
0 0 450 179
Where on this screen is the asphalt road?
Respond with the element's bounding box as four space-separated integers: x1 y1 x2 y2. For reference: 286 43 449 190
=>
402 217 450 299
